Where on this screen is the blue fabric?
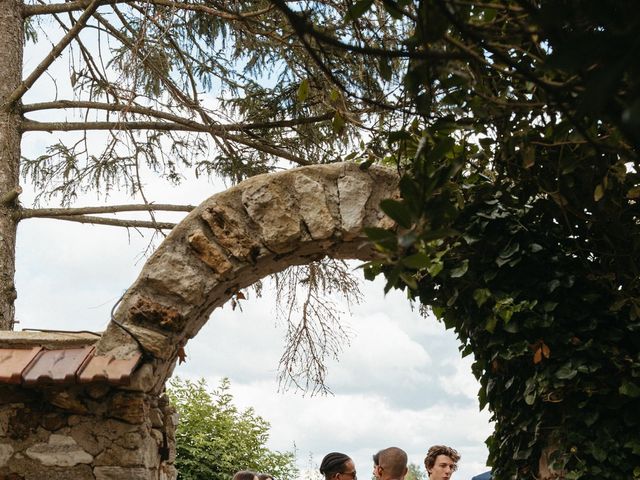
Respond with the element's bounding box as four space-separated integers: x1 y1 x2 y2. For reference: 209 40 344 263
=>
471 472 492 480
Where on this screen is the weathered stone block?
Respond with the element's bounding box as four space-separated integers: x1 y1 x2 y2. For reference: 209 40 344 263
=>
94 432 158 468
40 413 66 432
25 434 93 467
188 231 233 275
108 393 148 424
242 178 302 253
115 431 142 450
294 174 336 239
201 204 262 260
337 174 373 238
149 408 163 428
94 466 151 480
49 391 88 414
0 443 13 467
144 250 206 306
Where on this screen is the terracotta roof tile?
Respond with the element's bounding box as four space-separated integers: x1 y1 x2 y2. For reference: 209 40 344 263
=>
22 346 95 386
0 334 143 388
0 347 42 384
79 352 142 385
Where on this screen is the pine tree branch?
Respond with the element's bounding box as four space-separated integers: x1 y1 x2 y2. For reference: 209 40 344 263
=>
22 119 313 166
37 215 176 229
3 0 101 109
24 0 272 19
89 10 313 167
24 0 116 16
21 100 338 130
19 203 196 219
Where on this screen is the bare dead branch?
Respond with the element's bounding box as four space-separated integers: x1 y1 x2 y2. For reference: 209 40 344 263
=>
37 215 176 229
22 119 313 166
22 100 341 131
274 259 363 393
19 203 195 219
3 0 101 109
24 0 117 16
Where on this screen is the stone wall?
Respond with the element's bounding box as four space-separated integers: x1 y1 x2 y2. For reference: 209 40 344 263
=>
0 384 176 480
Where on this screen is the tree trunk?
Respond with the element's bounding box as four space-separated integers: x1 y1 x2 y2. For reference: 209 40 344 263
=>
0 0 23 330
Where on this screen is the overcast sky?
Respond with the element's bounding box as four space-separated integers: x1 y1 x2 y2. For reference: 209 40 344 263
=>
14 23 493 479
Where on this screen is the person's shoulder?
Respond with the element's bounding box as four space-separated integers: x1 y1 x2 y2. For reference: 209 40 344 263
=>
471 472 492 480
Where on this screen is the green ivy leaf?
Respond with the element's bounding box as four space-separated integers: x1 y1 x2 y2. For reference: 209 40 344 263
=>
485 315 498 333
619 381 640 398
473 288 492 307
401 252 431 269
450 259 469 278
556 363 578 380
364 227 395 241
428 261 444 277
380 199 413 228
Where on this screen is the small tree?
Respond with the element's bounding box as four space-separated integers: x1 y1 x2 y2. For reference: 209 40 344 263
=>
405 463 426 480
167 377 298 480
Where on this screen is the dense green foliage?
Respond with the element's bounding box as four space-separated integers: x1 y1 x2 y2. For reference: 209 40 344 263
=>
167 377 298 480
320 1 640 478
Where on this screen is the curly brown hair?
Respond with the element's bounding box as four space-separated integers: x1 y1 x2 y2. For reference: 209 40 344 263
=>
423 445 460 474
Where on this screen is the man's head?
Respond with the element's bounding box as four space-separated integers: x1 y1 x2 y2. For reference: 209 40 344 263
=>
423 445 460 480
373 447 408 480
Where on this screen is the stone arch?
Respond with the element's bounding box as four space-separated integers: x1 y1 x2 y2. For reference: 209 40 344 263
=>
96 162 400 393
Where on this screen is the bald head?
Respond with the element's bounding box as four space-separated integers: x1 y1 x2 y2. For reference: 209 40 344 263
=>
376 447 408 480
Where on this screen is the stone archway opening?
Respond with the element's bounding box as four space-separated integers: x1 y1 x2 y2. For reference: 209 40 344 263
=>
1 163 414 479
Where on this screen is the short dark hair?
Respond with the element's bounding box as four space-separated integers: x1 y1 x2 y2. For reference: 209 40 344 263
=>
320 452 352 480
257 474 274 480
424 445 460 473
233 471 257 480
376 447 407 479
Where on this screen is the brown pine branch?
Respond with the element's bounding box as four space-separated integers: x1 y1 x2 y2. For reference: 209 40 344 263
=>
3 0 101 109
19 203 196 219
38 215 176 229
24 0 272 19
21 100 338 130
22 119 313 166
24 0 116 16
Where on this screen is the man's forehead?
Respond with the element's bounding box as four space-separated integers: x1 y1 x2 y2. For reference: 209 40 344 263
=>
435 455 456 464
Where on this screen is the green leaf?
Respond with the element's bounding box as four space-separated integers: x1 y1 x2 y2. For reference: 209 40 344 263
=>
332 111 346 133
473 288 492 307
485 315 498 333
380 199 413 228
619 381 640 398
624 439 640 455
399 272 418 290
364 227 395 241
401 252 431 269
450 259 469 278
529 243 543 253
428 261 443 277
594 183 604 202
556 363 578 380
297 78 310 103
